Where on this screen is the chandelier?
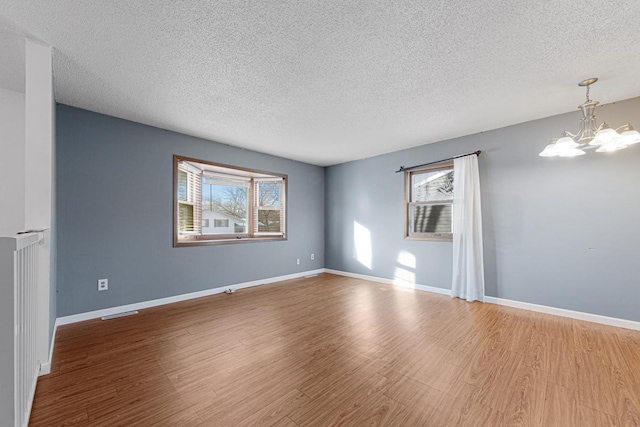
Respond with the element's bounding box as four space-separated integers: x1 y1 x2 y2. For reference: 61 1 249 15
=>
539 78 640 157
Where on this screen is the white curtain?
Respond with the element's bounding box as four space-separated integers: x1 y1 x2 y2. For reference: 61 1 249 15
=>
452 155 485 302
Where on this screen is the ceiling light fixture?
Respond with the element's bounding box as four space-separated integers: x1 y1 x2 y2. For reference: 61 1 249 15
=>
539 78 640 157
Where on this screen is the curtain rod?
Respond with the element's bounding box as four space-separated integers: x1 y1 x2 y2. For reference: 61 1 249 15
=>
395 150 481 173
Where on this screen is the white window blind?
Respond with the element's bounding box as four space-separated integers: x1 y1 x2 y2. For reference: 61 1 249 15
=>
203 171 251 183
177 162 202 234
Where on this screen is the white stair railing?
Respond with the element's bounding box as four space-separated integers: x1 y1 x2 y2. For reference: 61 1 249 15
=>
0 232 44 427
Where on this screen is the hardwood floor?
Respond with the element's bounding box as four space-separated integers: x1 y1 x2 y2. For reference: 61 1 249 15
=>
31 273 640 426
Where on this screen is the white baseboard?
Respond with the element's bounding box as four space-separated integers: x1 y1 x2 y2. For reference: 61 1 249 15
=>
39 319 59 376
40 269 322 375
324 269 640 331
39 364 51 376
56 269 325 326
43 267 639 377
324 268 452 296
484 296 640 331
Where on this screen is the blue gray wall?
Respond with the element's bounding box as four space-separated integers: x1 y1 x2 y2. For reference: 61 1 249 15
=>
56 105 324 316
57 99 640 322
325 97 640 322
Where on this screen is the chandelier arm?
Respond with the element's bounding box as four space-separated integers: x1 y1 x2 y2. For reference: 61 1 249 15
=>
615 123 632 132
563 130 579 139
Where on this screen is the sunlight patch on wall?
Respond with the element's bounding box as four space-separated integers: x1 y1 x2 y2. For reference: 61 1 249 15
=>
397 251 416 269
393 250 416 289
353 221 372 270
393 267 416 288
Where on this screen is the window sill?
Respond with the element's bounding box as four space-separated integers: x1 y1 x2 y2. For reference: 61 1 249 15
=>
405 235 453 242
174 236 287 247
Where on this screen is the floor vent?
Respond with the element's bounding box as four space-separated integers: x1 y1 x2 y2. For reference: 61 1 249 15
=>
101 311 138 320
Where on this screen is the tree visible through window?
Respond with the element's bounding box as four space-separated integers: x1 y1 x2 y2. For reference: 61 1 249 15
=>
405 161 454 241
174 156 287 246
255 181 283 233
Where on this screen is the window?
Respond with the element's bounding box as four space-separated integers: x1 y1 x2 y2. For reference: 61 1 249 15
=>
174 155 287 246
255 180 284 233
405 161 453 241
214 219 229 228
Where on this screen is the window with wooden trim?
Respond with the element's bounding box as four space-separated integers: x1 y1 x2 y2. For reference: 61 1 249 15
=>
174 155 287 246
213 219 229 228
405 161 454 241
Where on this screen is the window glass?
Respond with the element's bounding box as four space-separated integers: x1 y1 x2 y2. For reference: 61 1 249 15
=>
256 181 283 234
411 169 453 202
178 203 194 232
410 204 452 233
405 163 454 241
202 177 248 235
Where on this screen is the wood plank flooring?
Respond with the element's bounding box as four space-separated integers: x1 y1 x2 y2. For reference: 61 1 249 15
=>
31 273 640 426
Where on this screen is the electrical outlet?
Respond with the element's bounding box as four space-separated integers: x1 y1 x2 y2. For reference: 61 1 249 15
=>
311 253 315 260
98 279 108 291
296 258 300 265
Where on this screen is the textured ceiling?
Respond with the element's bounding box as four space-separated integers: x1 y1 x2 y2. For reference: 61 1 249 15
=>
1 1 640 166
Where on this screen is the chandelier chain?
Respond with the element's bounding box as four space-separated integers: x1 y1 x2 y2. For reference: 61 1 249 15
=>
585 84 591 103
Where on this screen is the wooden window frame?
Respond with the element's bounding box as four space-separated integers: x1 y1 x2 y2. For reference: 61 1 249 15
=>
173 155 287 247
404 160 454 242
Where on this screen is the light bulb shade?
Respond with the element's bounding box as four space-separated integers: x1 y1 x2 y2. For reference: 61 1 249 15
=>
539 143 559 157
590 128 619 146
596 141 628 153
621 130 640 145
559 148 586 157
555 136 578 148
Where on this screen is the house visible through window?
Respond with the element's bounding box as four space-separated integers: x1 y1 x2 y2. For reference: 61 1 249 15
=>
174 156 287 246
405 161 453 241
